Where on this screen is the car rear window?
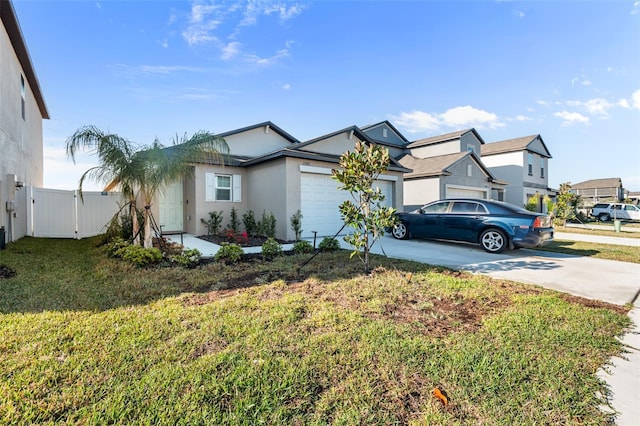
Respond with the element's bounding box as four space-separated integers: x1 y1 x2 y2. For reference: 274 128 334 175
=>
593 204 609 209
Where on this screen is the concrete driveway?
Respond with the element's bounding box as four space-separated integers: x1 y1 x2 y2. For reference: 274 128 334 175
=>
363 235 640 306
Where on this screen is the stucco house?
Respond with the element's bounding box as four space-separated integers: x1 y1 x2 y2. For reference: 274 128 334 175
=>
153 121 408 241
1 0 49 244
382 128 507 210
480 134 554 210
571 177 625 208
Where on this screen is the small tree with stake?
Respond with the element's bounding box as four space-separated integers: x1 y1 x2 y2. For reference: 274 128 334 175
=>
332 141 397 274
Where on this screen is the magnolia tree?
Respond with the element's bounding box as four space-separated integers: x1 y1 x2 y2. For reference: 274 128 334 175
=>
332 141 397 273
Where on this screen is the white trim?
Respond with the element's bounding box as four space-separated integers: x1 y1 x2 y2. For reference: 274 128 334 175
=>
299 164 397 181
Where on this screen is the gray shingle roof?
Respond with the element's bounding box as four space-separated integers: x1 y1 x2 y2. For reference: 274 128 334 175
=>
398 152 470 178
572 178 622 189
406 128 485 149
481 134 552 158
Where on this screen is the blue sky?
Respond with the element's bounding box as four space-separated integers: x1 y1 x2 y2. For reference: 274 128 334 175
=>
13 0 640 192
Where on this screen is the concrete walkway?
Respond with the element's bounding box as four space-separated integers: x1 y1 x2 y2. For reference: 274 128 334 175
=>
171 232 640 425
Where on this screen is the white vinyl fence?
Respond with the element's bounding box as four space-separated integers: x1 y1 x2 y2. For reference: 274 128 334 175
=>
27 186 122 239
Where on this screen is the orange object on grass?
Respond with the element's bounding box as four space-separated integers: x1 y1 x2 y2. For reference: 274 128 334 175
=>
432 387 448 406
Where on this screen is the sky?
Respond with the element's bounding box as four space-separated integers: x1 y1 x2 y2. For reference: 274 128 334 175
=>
11 0 640 192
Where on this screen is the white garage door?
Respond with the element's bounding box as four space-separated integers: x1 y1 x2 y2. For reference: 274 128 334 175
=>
300 173 392 238
446 187 487 199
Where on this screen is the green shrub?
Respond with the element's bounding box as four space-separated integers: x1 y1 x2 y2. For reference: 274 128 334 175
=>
202 211 224 235
257 210 277 238
290 209 303 240
292 240 314 254
318 237 340 251
261 238 282 260
242 210 258 237
106 237 129 257
116 245 163 267
215 243 244 263
170 248 202 268
229 207 240 233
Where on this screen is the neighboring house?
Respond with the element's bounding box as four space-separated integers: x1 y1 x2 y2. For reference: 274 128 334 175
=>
153 122 408 241
1 0 49 244
378 127 507 210
480 134 554 210
571 178 625 208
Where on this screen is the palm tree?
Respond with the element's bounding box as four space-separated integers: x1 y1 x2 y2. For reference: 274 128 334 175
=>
66 127 229 248
66 126 142 245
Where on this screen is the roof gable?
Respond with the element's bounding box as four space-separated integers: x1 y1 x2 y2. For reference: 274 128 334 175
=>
482 134 552 158
407 128 485 149
398 151 494 180
360 120 410 146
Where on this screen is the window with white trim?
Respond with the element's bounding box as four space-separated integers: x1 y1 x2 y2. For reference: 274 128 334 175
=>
205 173 241 202
527 153 533 176
540 158 545 178
467 164 472 177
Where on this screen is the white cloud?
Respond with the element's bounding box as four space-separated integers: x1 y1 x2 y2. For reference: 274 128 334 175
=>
221 41 242 60
618 99 630 109
244 47 289 67
391 105 503 134
632 89 640 110
281 83 291 90
136 65 205 74
554 111 590 126
440 106 504 129
181 1 303 67
514 10 525 18
390 110 440 133
511 114 533 122
632 1 639 14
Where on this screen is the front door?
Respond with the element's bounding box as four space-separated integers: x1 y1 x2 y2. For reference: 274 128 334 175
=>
158 180 183 232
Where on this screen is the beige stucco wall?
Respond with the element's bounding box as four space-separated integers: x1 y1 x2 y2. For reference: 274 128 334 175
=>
1 21 45 239
223 125 294 157
410 139 461 158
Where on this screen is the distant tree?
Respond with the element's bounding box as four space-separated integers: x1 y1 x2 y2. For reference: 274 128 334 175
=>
332 141 397 274
67 127 229 247
553 182 580 226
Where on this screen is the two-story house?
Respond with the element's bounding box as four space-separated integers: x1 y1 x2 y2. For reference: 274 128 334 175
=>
1 0 49 244
363 126 507 211
480 135 553 210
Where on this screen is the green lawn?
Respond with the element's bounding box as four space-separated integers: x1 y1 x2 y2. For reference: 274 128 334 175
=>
0 237 631 425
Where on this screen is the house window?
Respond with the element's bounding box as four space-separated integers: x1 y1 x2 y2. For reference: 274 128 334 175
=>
20 75 25 120
205 173 241 202
528 153 533 176
467 164 472 177
382 128 388 138
540 158 545 178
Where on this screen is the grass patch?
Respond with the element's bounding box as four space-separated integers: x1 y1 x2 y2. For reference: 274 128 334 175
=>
534 239 640 264
0 237 631 424
559 224 640 239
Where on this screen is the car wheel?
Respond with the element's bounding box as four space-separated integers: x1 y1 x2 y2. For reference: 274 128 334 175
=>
598 213 610 222
480 229 507 253
392 222 409 240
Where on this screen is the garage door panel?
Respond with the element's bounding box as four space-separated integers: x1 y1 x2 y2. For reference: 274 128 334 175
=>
301 173 392 238
446 187 486 199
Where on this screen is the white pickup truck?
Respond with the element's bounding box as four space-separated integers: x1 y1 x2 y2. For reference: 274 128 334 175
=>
590 203 640 221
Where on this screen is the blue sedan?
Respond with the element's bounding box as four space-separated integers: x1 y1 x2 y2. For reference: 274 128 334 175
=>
391 199 554 253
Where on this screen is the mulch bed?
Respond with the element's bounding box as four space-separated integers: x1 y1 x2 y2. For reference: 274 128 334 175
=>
197 235 293 247
0 265 16 279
